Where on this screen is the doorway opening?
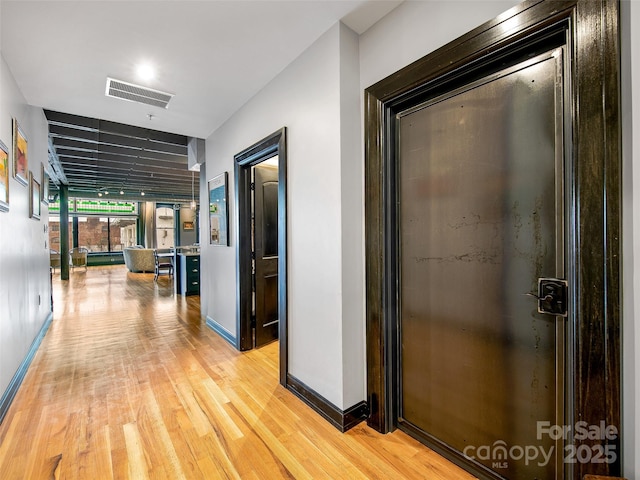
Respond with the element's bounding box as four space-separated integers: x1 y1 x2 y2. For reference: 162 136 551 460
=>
235 128 288 385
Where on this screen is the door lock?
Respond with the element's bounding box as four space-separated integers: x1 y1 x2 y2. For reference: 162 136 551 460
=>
526 278 568 316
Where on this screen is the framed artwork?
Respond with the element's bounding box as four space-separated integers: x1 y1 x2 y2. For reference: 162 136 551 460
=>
208 172 228 246
0 140 9 212
183 221 194 231
12 119 28 186
29 171 41 220
41 164 50 205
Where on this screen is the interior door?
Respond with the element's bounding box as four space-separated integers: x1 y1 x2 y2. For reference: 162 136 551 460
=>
253 163 279 347
398 49 567 479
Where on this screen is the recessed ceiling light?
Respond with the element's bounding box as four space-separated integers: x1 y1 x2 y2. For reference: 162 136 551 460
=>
136 63 155 82
120 190 124 195
141 191 145 196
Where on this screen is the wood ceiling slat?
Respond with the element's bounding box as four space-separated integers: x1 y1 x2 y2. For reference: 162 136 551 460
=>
44 110 100 130
56 150 188 169
63 181 193 194
59 165 193 184
49 124 99 143
97 132 187 155
45 110 196 201
51 138 102 153
45 110 188 147
50 125 187 156
64 176 192 188
136 150 188 163
61 172 193 185
53 139 139 158
53 142 188 164
60 169 192 185
66 182 192 193
61 163 193 178
97 119 188 147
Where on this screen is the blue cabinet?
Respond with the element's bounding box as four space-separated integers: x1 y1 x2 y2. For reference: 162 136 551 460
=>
179 254 200 296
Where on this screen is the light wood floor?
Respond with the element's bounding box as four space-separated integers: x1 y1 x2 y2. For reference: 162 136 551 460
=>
0 265 476 479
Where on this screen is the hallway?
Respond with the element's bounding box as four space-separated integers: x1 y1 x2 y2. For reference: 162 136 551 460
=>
0 266 474 479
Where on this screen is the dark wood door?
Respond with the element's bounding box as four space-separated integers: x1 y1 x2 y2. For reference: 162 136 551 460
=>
253 163 279 347
398 50 566 479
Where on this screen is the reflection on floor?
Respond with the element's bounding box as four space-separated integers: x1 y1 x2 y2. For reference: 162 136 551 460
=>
0 265 476 479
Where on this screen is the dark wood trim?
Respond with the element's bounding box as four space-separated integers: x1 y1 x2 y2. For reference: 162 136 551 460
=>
572 1 622 478
0 313 53 425
364 0 621 478
234 128 289 387
286 374 368 433
276 131 288 387
205 316 237 347
234 160 253 351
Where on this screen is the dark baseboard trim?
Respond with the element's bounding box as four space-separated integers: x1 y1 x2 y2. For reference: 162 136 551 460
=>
205 316 237 347
286 374 368 432
0 312 54 425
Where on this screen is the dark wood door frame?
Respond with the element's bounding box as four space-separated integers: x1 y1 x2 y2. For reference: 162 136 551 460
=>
234 127 288 386
364 1 621 478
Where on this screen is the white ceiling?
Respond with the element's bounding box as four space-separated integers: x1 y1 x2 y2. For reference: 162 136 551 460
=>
1 0 402 140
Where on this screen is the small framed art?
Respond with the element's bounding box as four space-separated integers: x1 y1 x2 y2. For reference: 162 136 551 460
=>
0 140 9 212
208 172 229 246
41 164 50 205
29 171 41 220
12 119 28 186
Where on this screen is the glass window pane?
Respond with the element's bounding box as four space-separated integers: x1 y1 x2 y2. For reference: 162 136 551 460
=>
110 217 137 251
77 216 109 252
48 215 72 252
156 206 175 249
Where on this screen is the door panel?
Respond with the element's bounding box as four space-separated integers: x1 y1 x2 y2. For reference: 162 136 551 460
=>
398 50 565 479
254 164 279 347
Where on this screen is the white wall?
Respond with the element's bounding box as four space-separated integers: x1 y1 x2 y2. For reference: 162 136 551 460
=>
203 23 350 407
339 24 365 408
622 1 639 477
0 52 52 398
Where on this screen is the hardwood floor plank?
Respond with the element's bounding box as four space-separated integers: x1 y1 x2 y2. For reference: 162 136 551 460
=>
123 422 149 480
0 266 477 479
137 388 187 480
193 383 244 441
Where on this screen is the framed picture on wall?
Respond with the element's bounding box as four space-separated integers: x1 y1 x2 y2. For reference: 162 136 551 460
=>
41 164 50 205
29 171 41 220
208 172 228 246
183 221 194 231
12 118 28 186
0 140 9 212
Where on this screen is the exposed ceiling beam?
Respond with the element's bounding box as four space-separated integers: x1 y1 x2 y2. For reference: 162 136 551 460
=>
44 110 197 202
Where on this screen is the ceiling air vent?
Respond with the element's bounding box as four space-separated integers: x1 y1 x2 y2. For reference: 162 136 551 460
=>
105 77 173 109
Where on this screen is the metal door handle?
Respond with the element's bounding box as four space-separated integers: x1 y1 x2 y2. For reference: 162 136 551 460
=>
525 278 568 316
525 292 554 302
